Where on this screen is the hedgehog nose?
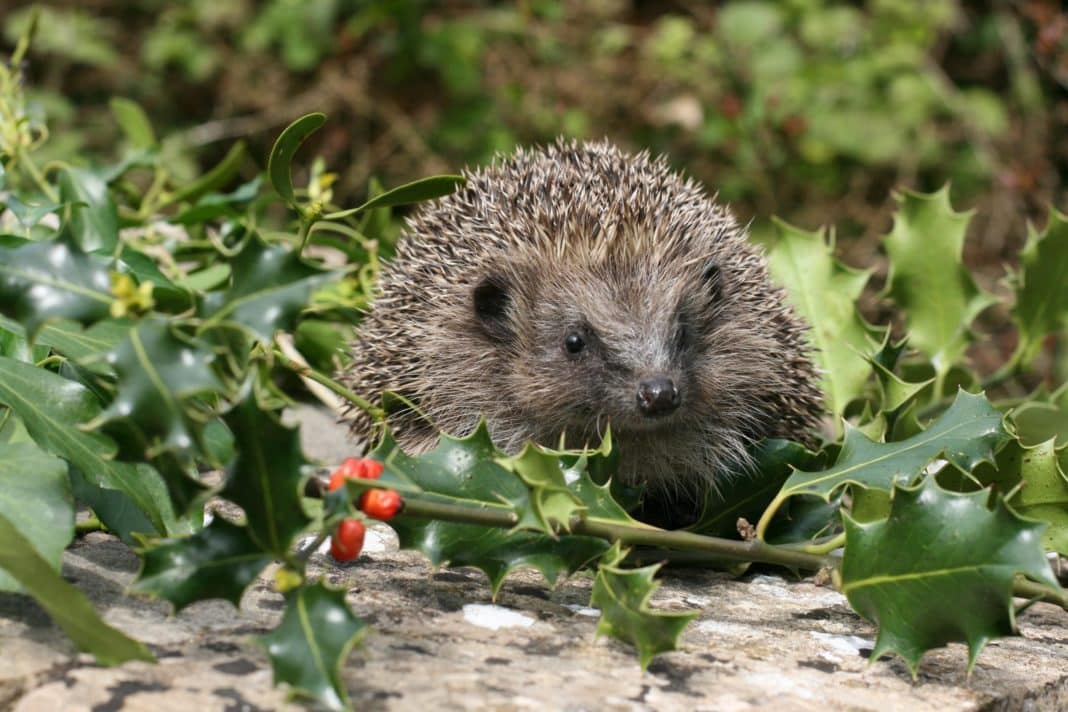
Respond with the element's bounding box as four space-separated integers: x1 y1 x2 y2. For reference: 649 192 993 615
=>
637 377 680 417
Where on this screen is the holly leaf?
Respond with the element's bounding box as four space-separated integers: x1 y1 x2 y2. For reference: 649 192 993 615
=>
1011 383 1068 448
867 334 933 439
134 518 273 611
260 581 366 712
841 478 1061 676
777 390 1008 504
689 438 820 538
0 441 73 592
977 437 1068 556
882 188 996 385
57 166 120 252
221 393 311 557
0 355 171 535
1011 209 1068 365
199 237 337 342
766 219 874 427
91 318 225 457
34 318 131 369
498 443 585 533
0 511 154 666
373 424 609 595
0 236 113 336
591 543 697 670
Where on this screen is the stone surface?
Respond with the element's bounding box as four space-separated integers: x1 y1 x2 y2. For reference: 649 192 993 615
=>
3 406 1068 711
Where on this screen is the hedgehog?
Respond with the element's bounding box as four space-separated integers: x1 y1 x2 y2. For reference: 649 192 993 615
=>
341 139 823 510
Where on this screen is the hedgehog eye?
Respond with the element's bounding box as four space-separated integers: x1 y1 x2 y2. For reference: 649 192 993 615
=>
563 331 586 355
473 275 512 341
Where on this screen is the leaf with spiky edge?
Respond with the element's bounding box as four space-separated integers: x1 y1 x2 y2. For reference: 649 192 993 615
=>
841 478 1061 676
221 393 311 557
882 188 996 386
974 436 1068 556
134 518 273 611
0 441 72 592
777 390 1009 504
497 443 585 534
198 236 339 343
0 511 154 666
90 318 226 458
0 236 113 336
591 543 697 670
1012 209 1068 366
0 355 171 535
766 219 875 430
864 333 934 441
259 582 366 712
370 423 610 596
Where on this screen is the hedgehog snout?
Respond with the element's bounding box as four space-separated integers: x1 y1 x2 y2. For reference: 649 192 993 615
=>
636 376 681 417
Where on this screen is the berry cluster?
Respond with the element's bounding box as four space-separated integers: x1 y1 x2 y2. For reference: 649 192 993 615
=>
326 457 404 562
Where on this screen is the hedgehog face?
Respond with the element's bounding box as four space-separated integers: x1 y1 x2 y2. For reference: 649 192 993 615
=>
474 258 725 442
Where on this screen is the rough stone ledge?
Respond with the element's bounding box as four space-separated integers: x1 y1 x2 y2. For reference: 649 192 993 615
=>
3 528 1068 712
4 405 1067 711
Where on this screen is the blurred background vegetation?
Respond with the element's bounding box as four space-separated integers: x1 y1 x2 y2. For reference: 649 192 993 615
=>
2 0 1066 276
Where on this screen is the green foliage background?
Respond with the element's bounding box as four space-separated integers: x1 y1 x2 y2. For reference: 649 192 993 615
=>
4 0 1067 246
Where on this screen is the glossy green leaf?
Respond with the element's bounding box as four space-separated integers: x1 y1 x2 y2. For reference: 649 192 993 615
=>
767 219 874 426
170 176 261 225
0 511 154 665
199 237 337 342
221 394 311 557
977 437 1068 555
778 390 1008 503
109 97 157 149
92 318 225 457
498 443 585 533
882 188 995 385
0 236 113 336
169 140 247 205
35 318 131 367
373 425 609 595
0 441 73 592
260 582 366 711
841 478 1061 675
57 167 120 252
591 543 697 670
1012 209 1068 365
322 174 465 220
134 518 272 611
689 439 820 538
1012 383 1068 448
268 113 325 205
0 355 170 535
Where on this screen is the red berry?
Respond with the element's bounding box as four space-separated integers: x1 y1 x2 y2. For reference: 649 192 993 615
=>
327 457 384 491
329 518 365 561
361 459 384 480
360 488 403 521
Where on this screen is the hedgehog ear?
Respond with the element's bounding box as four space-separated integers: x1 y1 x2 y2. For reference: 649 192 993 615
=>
473 274 513 341
702 262 722 301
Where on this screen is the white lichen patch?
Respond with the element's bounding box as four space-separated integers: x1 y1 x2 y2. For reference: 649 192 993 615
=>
462 604 536 631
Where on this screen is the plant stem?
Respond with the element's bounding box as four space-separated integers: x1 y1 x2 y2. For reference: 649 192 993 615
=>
1013 576 1068 612
76 516 105 534
272 347 384 420
400 496 829 572
15 147 59 202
